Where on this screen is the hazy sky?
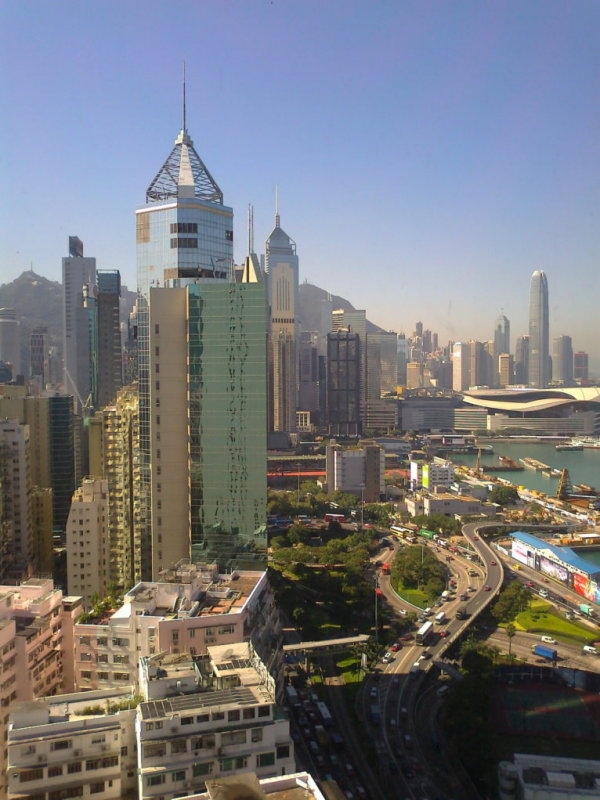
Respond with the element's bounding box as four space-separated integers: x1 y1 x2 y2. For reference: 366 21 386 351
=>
1 1 598 369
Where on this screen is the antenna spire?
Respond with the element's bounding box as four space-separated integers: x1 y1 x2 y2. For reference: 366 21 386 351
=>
182 61 187 131
248 204 254 254
275 185 280 227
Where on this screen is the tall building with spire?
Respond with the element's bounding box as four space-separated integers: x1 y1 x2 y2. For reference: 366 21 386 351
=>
136 91 266 577
528 270 550 388
263 207 299 434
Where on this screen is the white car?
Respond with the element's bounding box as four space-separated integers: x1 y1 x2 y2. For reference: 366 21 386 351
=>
382 651 392 663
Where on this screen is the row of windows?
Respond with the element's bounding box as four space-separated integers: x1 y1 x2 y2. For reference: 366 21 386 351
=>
145 750 282 788
170 222 198 234
170 238 198 249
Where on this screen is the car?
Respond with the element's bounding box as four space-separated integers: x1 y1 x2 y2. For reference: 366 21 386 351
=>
438 630 448 637
390 642 400 651
400 633 414 641
542 577 549 583
525 581 535 588
420 649 432 659
467 585 475 592
403 733 414 749
370 686 378 698
541 636 556 644
356 786 367 800
490 561 497 566
316 754 326 767
399 608 408 616
382 651 393 663
345 761 354 775
459 593 468 601
483 585 491 592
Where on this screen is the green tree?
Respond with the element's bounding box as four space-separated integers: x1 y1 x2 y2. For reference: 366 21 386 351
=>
488 485 520 506
505 622 516 659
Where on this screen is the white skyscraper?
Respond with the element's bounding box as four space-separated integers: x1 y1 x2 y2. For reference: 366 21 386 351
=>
528 270 550 388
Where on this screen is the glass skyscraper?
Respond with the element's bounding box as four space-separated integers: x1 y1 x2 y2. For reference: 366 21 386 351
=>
528 270 549 388
136 116 266 577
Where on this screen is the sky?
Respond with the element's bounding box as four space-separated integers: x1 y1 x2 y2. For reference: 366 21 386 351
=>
1 0 599 371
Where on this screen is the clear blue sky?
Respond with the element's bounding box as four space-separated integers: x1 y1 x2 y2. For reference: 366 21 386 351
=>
1 0 598 370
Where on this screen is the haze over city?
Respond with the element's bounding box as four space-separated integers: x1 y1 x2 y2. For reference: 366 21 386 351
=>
1 0 598 370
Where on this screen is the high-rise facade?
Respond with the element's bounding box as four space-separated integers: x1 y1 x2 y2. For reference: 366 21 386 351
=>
263 213 299 433
136 110 266 577
528 270 550 388
552 335 573 384
364 331 398 431
96 269 123 408
514 334 529 385
574 351 589 383
493 314 510 358
66 478 110 606
326 330 361 436
0 308 21 378
62 236 96 410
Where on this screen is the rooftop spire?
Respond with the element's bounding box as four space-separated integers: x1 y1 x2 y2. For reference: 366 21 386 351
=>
275 185 280 228
248 204 254 255
182 61 187 132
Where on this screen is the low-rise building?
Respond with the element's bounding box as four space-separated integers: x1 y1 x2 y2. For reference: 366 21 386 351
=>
73 563 280 693
136 642 294 798
498 753 600 800
190 771 327 800
7 688 138 799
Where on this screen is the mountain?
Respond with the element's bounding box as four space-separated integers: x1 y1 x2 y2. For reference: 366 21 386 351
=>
298 282 386 334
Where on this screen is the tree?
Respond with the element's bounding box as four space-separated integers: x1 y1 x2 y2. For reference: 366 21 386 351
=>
505 623 516 660
488 485 520 507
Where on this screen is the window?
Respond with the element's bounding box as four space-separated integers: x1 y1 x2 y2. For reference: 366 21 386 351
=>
68 762 82 774
243 708 255 720
147 774 165 786
195 713 209 724
86 759 99 770
154 324 160 334
220 756 247 772
221 730 246 746
257 706 270 718
90 783 105 795
143 742 166 759
171 740 187 754
276 744 290 759
170 237 198 249
257 752 275 768
49 789 83 800
193 761 212 777
97 637 107 647
227 709 240 722
51 740 72 752
226 230 233 240
212 711 224 721
181 716 193 726
170 222 198 234
48 765 62 778
251 728 263 743
20 768 44 782
171 770 185 782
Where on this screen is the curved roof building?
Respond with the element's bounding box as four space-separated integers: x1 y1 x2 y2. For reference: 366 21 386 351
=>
460 387 600 435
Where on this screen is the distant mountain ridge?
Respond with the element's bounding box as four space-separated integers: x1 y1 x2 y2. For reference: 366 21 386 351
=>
0 273 385 376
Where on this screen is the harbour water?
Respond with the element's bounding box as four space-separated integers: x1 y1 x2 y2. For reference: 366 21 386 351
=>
455 440 600 495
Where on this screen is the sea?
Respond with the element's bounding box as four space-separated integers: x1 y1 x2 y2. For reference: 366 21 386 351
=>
453 440 600 565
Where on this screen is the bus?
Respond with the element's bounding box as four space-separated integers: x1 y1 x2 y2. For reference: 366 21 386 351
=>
324 513 346 523
380 563 390 575
434 611 446 625
416 620 434 645
316 701 333 727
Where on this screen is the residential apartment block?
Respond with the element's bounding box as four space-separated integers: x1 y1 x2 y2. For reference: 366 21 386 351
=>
136 642 294 798
73 564 280 693
65 478 110 607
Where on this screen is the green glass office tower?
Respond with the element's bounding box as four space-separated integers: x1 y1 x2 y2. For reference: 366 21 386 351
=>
137 113 266 577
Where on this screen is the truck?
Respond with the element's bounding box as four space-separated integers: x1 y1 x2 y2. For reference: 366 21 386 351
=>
532 644 557 661
369 704 381 724
579 604 596 617
455 606 468 620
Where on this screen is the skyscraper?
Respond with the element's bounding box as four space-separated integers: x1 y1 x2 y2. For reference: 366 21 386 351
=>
136 100 266 577
263 211 299 434
552 335 573 384
514 335 529 385
62 236 96 410
493 314 510 358
528 270 550 388
95 270 123 408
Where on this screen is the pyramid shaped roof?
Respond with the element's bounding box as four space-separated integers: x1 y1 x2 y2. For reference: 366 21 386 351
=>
146 129 223 204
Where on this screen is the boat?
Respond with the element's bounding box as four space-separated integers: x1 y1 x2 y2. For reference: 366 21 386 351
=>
555 442 584 451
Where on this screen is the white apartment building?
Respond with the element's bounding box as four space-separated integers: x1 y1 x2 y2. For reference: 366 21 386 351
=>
136 642 294 799
7 687 138 800
326 443 385 503
73 564 280 693
186 771 327 800
66 478 110 607
421 460 455 490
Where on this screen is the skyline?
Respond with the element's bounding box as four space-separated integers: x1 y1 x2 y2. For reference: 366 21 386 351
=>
1 1 599 371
